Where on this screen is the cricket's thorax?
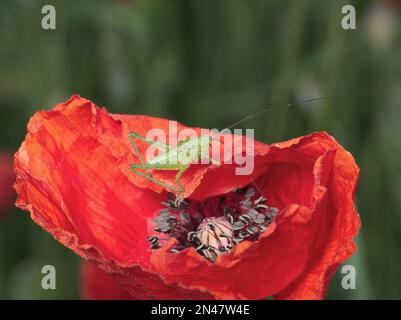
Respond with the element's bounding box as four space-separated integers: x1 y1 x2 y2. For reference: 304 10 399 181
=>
147 186 279 262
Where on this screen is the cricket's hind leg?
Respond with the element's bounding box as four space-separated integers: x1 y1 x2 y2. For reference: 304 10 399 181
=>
130 164 178 195
128 131 189 207
128 131 171 176
130 163 189 208
174 164 190 207
131 164 185 207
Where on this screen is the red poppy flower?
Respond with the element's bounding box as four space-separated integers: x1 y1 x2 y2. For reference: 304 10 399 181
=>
0 151 15 219
81 260 134 300
14 95 360 300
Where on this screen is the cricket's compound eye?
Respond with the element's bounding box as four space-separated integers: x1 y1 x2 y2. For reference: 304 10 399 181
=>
147 186 279 262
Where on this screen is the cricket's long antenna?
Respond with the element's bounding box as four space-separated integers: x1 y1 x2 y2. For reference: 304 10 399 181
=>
220 96 341 133
219 95 345 198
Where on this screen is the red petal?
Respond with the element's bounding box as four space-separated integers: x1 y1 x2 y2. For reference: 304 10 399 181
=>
150 133 360 300
81 260 134 300
15 96 359 300
0 151 15 218
14 95 213 299
273 134 360 300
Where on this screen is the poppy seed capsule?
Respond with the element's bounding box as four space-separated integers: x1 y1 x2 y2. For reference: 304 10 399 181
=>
195 217 233 257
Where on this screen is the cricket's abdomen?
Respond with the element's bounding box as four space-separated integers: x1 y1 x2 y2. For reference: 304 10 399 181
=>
147 145 185 168
147 136 209 167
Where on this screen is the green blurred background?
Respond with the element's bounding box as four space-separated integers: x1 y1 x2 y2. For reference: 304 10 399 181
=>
1 0 401 299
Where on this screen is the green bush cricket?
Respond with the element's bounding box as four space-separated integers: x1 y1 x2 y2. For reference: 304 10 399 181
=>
129 133 220 206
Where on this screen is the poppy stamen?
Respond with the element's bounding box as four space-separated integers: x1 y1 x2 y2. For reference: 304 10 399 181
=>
147 186 279 261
